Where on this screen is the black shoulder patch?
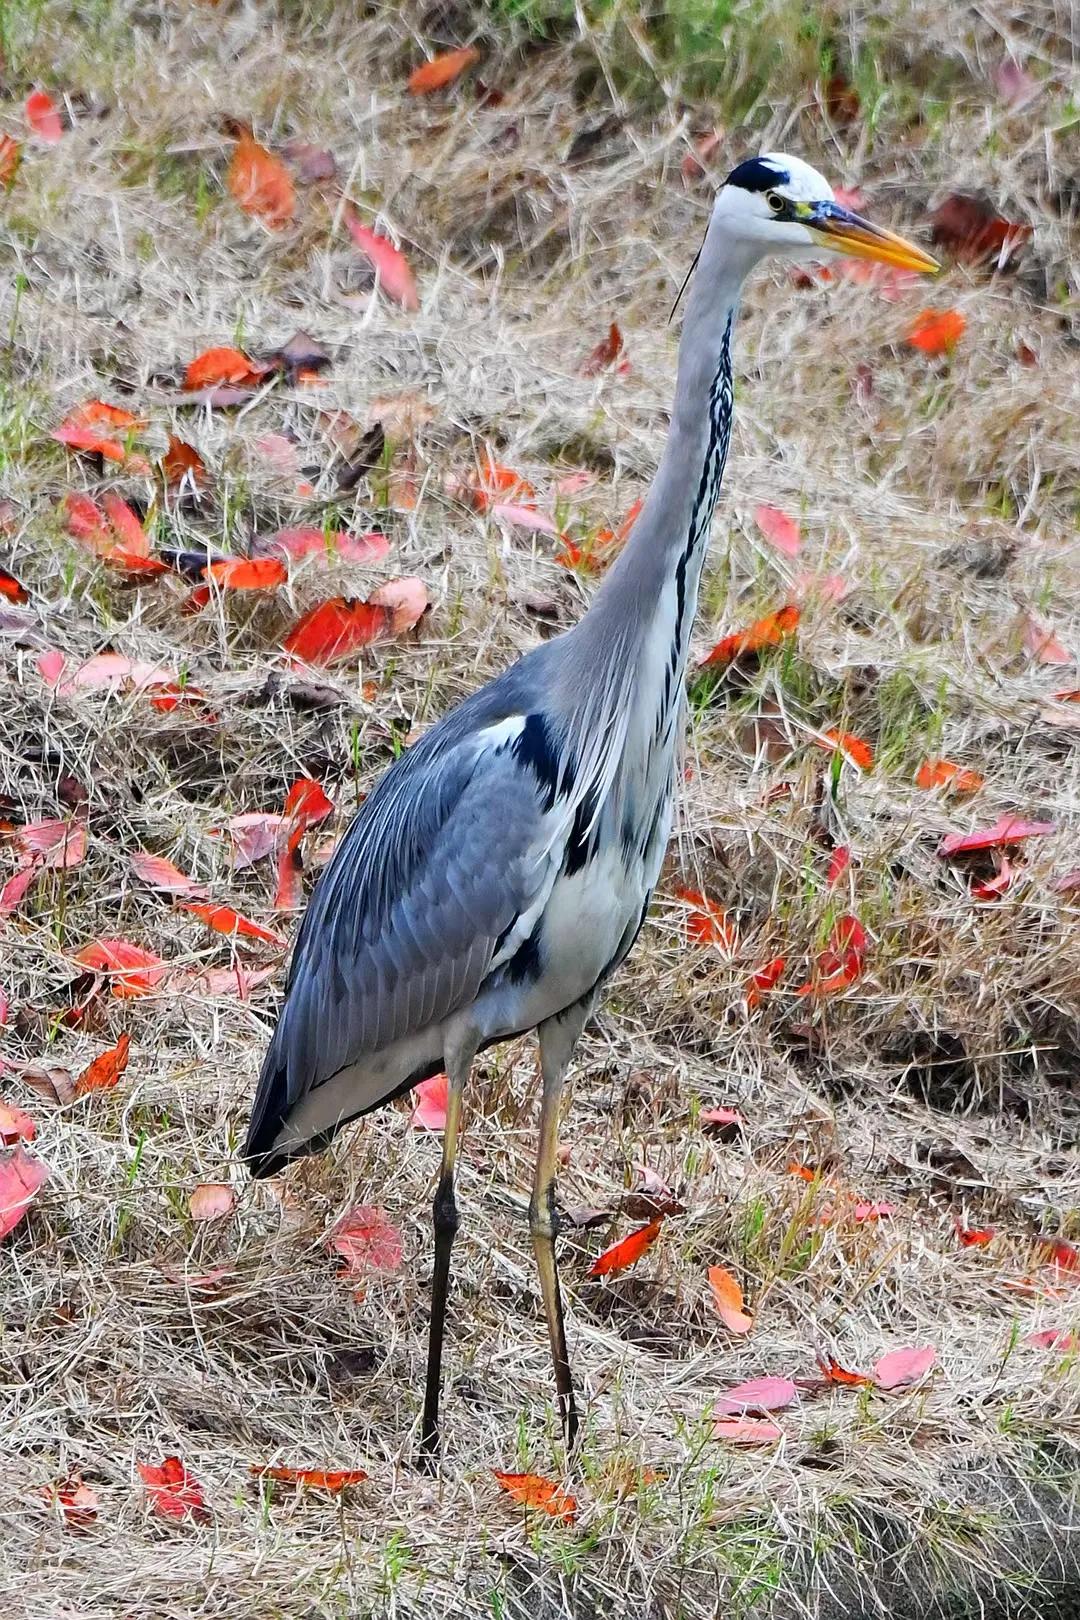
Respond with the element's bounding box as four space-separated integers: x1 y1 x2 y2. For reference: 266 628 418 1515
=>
512 712 560 811
726 156 788 193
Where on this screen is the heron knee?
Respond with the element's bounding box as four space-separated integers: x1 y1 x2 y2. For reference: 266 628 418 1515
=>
432 1170 459 1240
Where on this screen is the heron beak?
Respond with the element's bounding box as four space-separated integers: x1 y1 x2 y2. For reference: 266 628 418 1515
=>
803 201 939 274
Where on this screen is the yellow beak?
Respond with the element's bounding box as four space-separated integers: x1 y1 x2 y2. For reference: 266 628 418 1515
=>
805 202 940 274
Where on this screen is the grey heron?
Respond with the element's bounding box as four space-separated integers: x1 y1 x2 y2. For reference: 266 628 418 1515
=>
245 152 937 1458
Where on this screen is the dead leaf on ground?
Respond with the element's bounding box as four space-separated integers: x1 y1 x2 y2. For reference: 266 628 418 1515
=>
493 1471 576 1522
73 1031 131 1097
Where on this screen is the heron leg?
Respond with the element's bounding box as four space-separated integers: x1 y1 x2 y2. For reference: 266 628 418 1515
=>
419 1038 473 1465
532 1000 592 1450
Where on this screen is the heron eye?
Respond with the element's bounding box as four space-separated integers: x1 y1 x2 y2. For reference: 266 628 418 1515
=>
766 190 785 215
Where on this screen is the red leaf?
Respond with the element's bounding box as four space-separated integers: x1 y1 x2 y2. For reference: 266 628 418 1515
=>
203 556 288 591
26 89 63 143
971 855 1014 901
0 567 28 603
581 322 624 377
189 1183 235 1221
715 1375 797 1414
675 887 736 949
283 596 392 665
588 1217 663 1277
0 1145 49 1239
817 728 874 770
907 308 966 356
37 1475 99 1530
73 1031 131 1096
73 938 166 997
712 1417 783 1444
956 1221 995 1247
852 1200 896 1222
701 604 800 667
181 903 287 947
915 758 984 794
1037 1237 1079 1272
0 864 38 916
872 1345 936 1389
101 492 151 557
284 777 334 832
408 47 481 95
754 504 801 557
708 1265 753 1334
14 818 86 868
272 844 304 911
183 346 268 391
129 851 208 898
745 956 785 1009
818 1356 872 1387
228 131 295 228
493 1471 576 1522
330 1204 403 1274
250 1464 368 1489
137 1456 211 1524
343 209 419 311
0 1103 35 1144
938 815 1055 856
929 194 1032 265
826 846 851 886
410 1073 449 1130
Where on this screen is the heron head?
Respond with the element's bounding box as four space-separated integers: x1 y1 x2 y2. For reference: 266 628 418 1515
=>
713 152 938 274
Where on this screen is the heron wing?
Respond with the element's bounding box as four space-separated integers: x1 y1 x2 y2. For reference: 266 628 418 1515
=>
245 712 561 1163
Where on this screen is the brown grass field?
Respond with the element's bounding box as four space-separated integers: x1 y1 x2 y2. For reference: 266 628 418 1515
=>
1 1 1079 1615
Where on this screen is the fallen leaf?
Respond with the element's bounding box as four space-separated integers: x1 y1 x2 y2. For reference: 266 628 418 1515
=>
250 1464 368 1489
1024 1329 1077 1351
283 596 392 665
493 1471 576 1522
37 1475 99 1530
0 1145 49 1239
872 1345 936 1389
818 1357 872 1387
938 815 1055 856
712 1417 783 1444
955 1222 994 1247
282 140 337 183
14 818 86 868
189 1183 235 1222
170 965 276 999
210 812 288 869
202 556 288 591
1036 1237 1079 1273
410 1072 449 1130
0 133 21 187
754 504 801 558
789 1163 818 1182
817 728 874 770
675 887 736 949
183 346 268 392
228 131 295 228
26 89 63 143
343 208 419 311
1022 614 1072 666
1052 869 1080 897
490 502 559 535
699 1104 744 1136
330 1204 403 1274
47 653 174 698
263 527 389 564
907 308 966 356
972 855 1013 901
137 1456 210 1524
588 1217 663 1277
0 1103 35 1144
181 903 287 947
826 846 851 886
129 852 208 898
915 758 984 793
929 194 1032 265
852 1200 896 1222
162 435 207 489
995 59 1038 109
0 863 39 915
408 46 480 95
708 1265 753 1334
73 938 166 997
73 1031 131 1097
369 576 429 635
715 1375 797 1414
701 604 800 667
746 956 785 1009
581 322 624 377
272 844 304 911
283 778 334 837
0 567 28 603
54 402 146 469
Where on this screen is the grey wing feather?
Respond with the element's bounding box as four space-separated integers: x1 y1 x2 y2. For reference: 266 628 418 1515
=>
245 716 554 1163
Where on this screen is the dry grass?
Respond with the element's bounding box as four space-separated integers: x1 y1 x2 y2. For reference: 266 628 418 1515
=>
2 1 1079 1615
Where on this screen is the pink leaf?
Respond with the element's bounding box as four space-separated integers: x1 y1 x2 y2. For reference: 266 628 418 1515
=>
209 812 288 869
699 1105 744 1132
872 1344 937 1389
1024 1329 1077 1351
972 855 1013 901
490 502 559 535
330 1205 403 1274
995 59 1038 109
36 648 67 686
712 1417 783 1445
343 209 419 310
53 653 173 697
1022 614 1072 666
0 1102 35 1144
410 1073 449 1131
15 818 86 868
0 984 9 1026
26 89 63 143
189 1183 236 1222
754 504 801 558
368 576 429 635
0 1145 49 1239
266 527 390 564
794 571 849 603
0 865 39 916
852 1200 896 1222
714 1375 797 1414
129 852 209 898
938 816 1056 856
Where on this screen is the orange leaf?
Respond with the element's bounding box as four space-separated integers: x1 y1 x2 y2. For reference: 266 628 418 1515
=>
588 1217 663 1278
100 492 151 558
956 1221 994 1247
343 208 419 311
1022 614 1072 666
73 938 166 997
407 46 481 95
26 89 63 143
162 435 207 487
0 133 21 187
203 556 288 590
817 728 874 771
73 1031 131 1097
907 308 966 356
249 1464 368 1489
493 1471 577 1522
183 346 266 391
817 1356 872 1387
675 887 736 949
915 758 984 794
701 604 799 667
283 596 392 665
708 1265 753 1334
181 903 287 947
189 1183 235 1221
228 131 295 228
53 402 144 468
789 1163 817 1181
137 1456 210 1524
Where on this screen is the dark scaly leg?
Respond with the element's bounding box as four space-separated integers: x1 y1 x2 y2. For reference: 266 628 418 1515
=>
532 1002 592 1450
419 1039 473 1465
